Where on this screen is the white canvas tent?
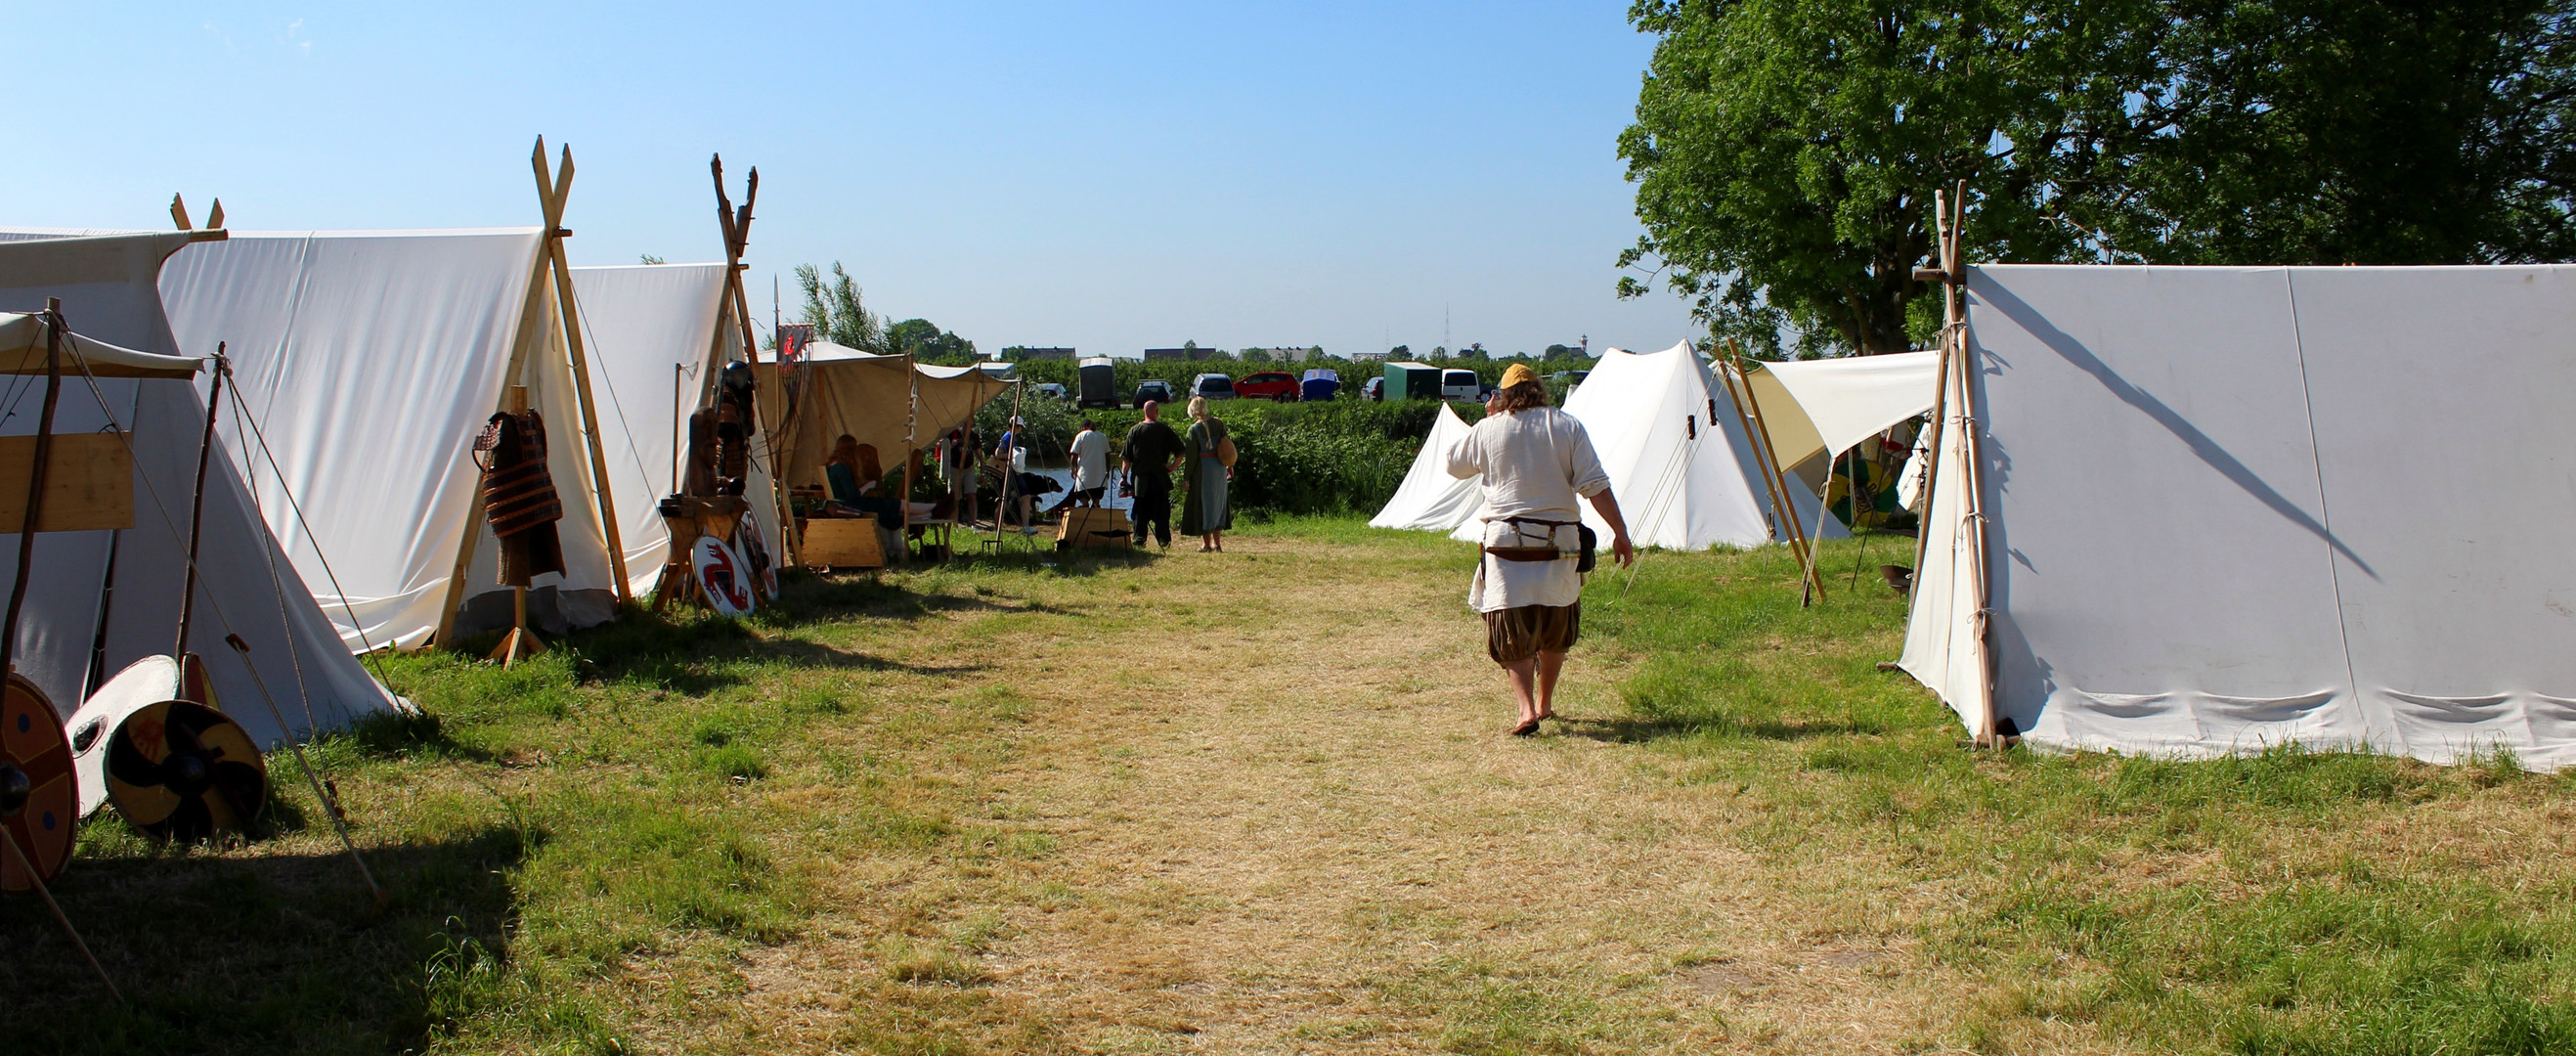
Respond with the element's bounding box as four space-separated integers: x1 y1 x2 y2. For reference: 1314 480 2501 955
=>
145 228 623 649
1370 403 1482 531
1901 263 2576 770
1451 342 1840 550
568 262 782 597
0 233 400 746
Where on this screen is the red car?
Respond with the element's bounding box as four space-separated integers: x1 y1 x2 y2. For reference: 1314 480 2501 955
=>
1235 371 1300 402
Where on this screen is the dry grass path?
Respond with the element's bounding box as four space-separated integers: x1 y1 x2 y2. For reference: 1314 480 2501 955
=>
22 518 2570 1054
720 529 1959 1054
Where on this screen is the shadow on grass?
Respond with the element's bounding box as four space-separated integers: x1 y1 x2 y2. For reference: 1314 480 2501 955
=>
1555 713 1886 745
0 823 534 1055
761 637 994 678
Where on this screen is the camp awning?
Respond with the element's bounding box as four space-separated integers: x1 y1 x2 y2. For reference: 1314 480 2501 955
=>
0 312 202 378
1738 351 1939 468
758 354 1015 490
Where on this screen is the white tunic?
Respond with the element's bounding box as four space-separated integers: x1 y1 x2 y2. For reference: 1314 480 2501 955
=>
1070 428 1111 491
1443 406 1610 612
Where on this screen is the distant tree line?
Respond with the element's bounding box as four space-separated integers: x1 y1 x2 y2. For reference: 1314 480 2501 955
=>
1621 0 2576 356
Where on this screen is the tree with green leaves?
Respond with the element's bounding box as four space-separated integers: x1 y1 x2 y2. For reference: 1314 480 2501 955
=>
795 262 887 353
1619 0 2576 357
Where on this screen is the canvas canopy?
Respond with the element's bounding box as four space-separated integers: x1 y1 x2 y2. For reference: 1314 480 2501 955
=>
1902 264 2576 770
0 232 401 746
0 312 202 378
1370 403 1481 531
1754 351 1938 469
759 345 1014 498
1453 342 1839 550
568 262 781 597
147 228 622 649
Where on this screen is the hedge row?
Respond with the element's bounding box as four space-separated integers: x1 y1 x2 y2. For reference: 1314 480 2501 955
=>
969 397 1484 516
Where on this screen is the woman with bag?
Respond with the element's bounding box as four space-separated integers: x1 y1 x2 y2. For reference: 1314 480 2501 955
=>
1183 395 1235 551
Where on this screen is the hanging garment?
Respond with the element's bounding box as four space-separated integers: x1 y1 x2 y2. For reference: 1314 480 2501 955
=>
475 410 565 585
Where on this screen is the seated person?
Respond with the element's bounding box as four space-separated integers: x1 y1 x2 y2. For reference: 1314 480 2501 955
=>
823 436 904 530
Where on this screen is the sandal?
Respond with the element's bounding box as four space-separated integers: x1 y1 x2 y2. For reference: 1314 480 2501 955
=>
1508 717 1542 737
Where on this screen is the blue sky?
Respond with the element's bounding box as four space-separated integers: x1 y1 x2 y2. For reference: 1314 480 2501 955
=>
15 2 1694 360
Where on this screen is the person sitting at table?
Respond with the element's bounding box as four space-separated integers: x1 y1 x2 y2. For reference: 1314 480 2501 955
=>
824 436 903 530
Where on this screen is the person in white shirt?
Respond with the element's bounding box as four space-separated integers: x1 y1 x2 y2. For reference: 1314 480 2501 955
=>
1067 419 1111 507
1444 363 1634 735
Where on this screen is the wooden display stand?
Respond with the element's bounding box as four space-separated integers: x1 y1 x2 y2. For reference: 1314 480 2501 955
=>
489 386 546 667
1056 507 1131 550
800 518 886 570
651 495 747 611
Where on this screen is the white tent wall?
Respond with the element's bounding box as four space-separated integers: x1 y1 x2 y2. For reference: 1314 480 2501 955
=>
1370 403 1483 531
0 233 400 745
1455 342 1839 550
1902 263 2576 769
568 263 730 597
151 229 619 649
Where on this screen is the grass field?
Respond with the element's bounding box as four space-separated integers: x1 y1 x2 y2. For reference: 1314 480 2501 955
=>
5 516 2573 1054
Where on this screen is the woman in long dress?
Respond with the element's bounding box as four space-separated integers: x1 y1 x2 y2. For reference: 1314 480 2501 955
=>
1181 396 1233 551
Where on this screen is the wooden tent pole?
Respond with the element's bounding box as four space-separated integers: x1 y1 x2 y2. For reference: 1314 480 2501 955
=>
2 300 67 678
1714 352 1799 590
432 139 566 647
174 348 228 654
1729 341 1825 601
533 143 633 605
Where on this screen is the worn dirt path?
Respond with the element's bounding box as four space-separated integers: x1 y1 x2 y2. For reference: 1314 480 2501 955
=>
720 532 1961 1054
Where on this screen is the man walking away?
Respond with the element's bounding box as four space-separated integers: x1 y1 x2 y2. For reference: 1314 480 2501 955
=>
1121 400 1186 549
1068 418 1110 507
1445 363 1634 735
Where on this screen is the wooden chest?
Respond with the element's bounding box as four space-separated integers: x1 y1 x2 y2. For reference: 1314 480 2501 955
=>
1056 507 1131 550
800 518 887 569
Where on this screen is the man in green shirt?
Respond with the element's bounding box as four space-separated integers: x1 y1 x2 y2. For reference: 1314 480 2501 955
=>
1120 400 1187 549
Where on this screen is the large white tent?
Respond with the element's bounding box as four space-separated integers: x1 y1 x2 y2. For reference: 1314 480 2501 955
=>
568 262 785 597
1450 342 1840 550
137 228 623 650
1370 403 1482 531
0 233 400 746
1902 264 2576 770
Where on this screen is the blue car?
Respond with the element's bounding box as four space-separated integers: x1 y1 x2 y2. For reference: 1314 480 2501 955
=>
1300 368 1340 402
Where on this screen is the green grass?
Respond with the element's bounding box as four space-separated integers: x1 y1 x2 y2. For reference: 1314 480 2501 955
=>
1587 530 2576 1054
2 518 2570 1054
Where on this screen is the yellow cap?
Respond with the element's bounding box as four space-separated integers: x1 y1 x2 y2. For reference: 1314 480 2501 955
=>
1500 363 1540 389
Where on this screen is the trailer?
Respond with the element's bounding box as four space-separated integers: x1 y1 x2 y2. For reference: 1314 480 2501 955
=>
1077 356 1119 409
1384 361 1443 401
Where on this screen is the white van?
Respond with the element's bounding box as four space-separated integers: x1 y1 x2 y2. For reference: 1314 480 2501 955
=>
1441 369 1481 403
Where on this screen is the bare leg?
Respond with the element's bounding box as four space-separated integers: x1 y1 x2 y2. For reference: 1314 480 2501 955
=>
1536 650 1567 721
1212 529 1224 552
1503 657 1541 732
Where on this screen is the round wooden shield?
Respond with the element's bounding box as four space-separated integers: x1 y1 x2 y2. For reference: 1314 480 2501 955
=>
736 513 779 599
104 699 267 842
691 535 756 617
0 673 77 892
67 654 182 817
